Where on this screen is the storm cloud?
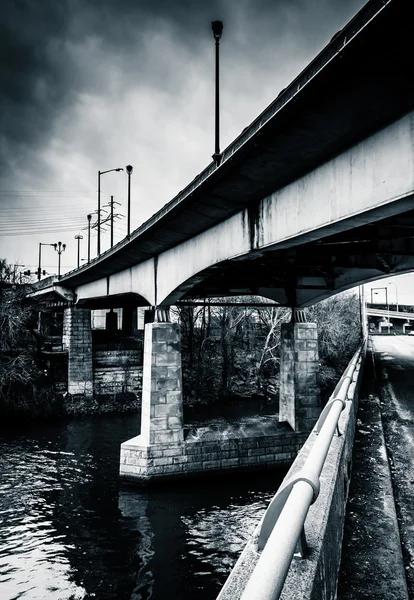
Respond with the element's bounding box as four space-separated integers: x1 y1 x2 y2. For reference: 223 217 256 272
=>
0 0 364 269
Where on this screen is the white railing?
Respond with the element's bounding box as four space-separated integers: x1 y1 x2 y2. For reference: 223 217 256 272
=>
238 339 367 600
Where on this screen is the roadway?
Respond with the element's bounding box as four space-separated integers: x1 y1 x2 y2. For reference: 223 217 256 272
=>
339 336 414 598
372 335 414 595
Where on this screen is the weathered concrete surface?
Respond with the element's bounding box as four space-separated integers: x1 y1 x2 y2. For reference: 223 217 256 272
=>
71 109 414 309
279 322 320 432
217 354 364 600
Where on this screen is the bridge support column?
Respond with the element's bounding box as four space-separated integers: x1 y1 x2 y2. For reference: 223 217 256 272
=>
140 319 184 445
122 306 137 335
279 308 320 432
62 307 93 396
120 310 184 482
105 308 118 334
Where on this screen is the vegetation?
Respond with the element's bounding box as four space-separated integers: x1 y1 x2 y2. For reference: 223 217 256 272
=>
1 253 362 419
0 260 53 416
174 292 362 406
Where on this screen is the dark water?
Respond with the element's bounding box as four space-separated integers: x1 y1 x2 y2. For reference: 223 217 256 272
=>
0 413 285 600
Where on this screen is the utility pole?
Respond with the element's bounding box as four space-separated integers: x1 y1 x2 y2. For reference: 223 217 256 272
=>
110 196 114 248
101 197 122 248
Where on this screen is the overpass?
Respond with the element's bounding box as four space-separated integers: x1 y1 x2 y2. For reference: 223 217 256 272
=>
28 0 414 485
31 0 414 312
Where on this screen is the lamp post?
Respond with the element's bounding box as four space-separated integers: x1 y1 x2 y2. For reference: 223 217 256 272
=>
38 242 55 281
75 235 83 268
53 241 66 279
87 214 91 263
371 286 390 333
126 165 133 238
97 167 123 255
388 281 399 312
212 20 223 165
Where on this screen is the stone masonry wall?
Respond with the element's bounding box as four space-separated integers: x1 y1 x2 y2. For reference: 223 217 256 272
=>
279 322 321 432
62 307 93 396
140 322 184 446
93 350 142 395
120 431 309 483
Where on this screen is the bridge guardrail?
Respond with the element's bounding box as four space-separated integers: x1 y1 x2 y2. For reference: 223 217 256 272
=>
218 337 367 600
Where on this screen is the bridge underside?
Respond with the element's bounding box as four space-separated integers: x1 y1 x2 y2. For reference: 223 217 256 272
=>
174 204 414 307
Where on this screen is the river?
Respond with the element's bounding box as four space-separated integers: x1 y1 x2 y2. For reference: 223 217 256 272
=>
0 412 285 600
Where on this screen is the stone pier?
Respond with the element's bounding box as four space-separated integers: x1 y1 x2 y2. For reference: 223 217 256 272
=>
279 309 321 432
62 307 93 396
120 317 185 482
119 311 308 485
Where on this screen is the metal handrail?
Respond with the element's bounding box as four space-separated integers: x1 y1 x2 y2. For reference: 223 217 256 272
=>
239 338 367 600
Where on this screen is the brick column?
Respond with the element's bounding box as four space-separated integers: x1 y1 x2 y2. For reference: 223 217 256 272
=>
279 311 320 432
62 307 93 396
140 321 184 445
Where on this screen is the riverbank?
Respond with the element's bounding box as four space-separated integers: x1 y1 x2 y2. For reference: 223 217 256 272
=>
0 390 140 423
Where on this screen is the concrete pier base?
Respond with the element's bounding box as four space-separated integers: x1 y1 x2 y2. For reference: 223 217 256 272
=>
279 320 321 432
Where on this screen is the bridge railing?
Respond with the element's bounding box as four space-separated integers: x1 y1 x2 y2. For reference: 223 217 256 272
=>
217 337 367 600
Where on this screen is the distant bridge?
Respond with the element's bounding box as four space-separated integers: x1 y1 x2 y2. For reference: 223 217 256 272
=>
366 307 414 321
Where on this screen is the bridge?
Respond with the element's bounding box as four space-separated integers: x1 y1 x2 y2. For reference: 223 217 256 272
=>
27 1 414 596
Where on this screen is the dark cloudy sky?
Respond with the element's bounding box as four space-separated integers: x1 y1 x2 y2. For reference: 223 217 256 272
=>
1 0 368 277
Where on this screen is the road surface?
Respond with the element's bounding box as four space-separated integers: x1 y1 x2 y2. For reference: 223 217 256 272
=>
372 336 414 594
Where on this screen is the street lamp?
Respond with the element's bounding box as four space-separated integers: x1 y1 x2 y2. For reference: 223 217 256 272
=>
75 234 83 268
38 242 55 281
97 167 123 255
126 165 133 238
53 241 66 279
87 214 92 263
211 20 223 165
388 281 399 312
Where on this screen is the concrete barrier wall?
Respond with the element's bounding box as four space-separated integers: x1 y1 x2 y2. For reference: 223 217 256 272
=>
217 357 364 600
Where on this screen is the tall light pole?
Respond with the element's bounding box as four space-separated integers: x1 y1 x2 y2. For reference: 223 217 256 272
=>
38 242 55 280
388 281 399 312
53 241 66 279
75 235 83 268
212 20 223 166
126 165 133 238
87 214 92 263
97 167 123 256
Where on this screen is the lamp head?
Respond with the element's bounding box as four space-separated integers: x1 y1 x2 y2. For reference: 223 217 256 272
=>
126 164 133 175
87 214 92 221
212 20 223 41
63 244 66 251
115 168 124 172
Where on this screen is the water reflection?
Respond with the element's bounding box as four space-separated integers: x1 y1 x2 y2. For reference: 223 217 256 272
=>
0 414 285 600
